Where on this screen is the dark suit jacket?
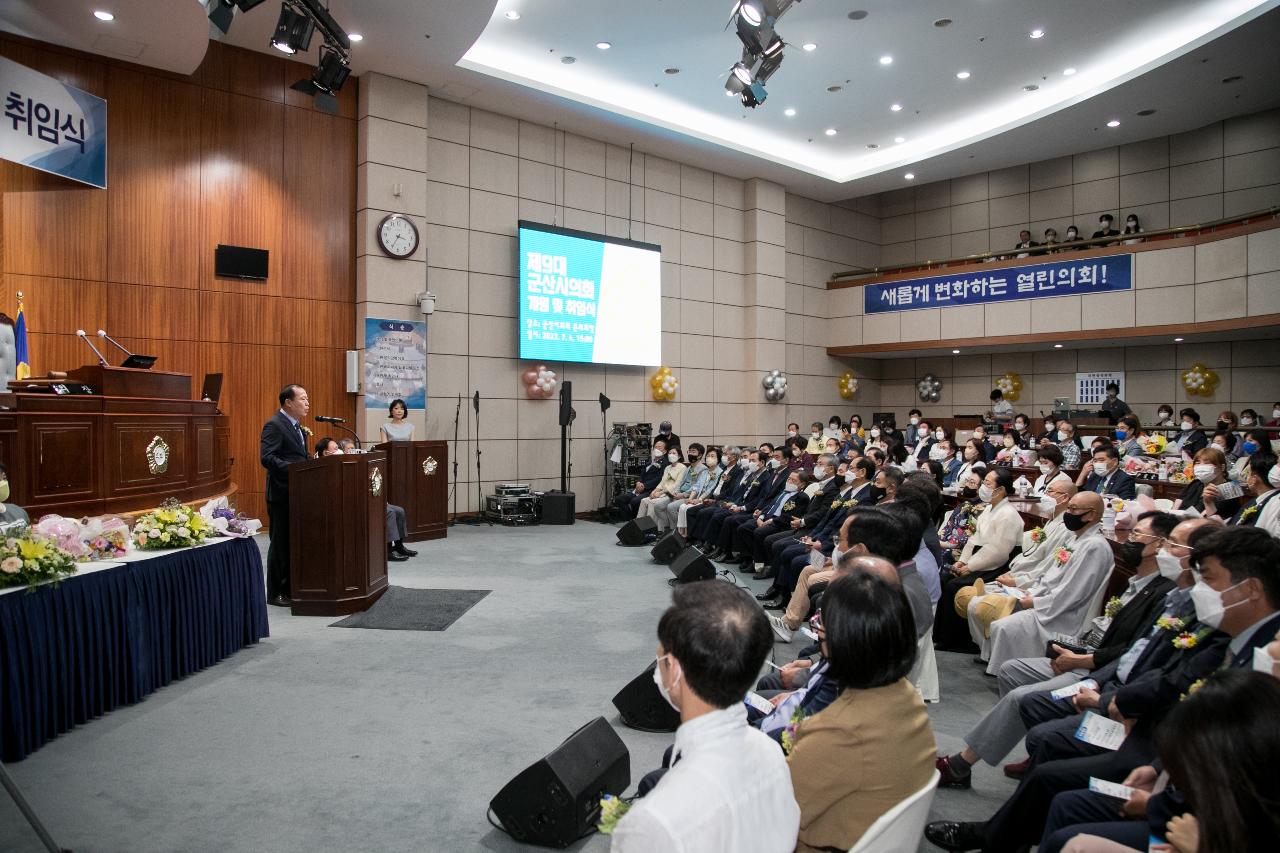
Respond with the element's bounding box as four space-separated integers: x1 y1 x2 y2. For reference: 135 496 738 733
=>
735 467 773 510
762 490 810 526
1091 576 1176 668
1082 467 1137 499
812 482 872 542
800 477 842 528
260 411 311 504
637 461 666 493
746 466 790 513
1111 626 1230 722
710 464 745 500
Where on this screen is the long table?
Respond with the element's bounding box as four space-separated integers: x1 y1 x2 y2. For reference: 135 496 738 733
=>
0 536 269 761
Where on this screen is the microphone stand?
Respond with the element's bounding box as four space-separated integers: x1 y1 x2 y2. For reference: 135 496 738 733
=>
448 393 461 525
474 392 490 525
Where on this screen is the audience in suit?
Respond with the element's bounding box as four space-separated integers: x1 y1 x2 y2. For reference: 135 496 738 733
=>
1079 444 1137 499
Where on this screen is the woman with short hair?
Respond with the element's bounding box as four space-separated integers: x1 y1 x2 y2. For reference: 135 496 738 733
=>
379 398 415 443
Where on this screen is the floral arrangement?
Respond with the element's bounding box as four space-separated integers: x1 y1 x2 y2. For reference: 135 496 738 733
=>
1172 628 1212 650
301 425 313 438
1029 527 1045 545
81 516 130 560
1104 596 1123 618
33 515 91 560
0 529 79 589
132 498 212 550
1054 546 1074 566
597 794 631 835
1140 434 1167 455
780 706 810 756
199 497 262 538
1155 615 1188 632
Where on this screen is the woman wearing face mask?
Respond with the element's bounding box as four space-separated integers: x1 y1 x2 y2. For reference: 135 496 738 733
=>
994 431 1020 465
955 439 986 485
1212 411 1244 457
1238 408 1259 428
671 448 720 537
823 416 843 441
1172 407 1208 458
1112 415 1147 458
938 472 986 556
1010 414 1034 449
1267 402 1280 428
849 414 865 441
1173 447 1239 516
1030 444 1071 496
1120 213 1144 245
1060 224 1081 251
636 446 688 532
1036 416 1058 445
0 462 30 527
662 443 709 532
1229 428 1272 482
1204 451 1280 535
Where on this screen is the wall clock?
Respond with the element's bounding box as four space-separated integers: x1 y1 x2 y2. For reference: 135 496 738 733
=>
377 213 419 259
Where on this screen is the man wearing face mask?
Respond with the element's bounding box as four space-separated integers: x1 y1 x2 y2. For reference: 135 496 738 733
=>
707 447 791 563
611 582 799 852
1210 450 1280 536
1172 407 1207 457
934 512 1181 792
614 438 668 521
688 449 763 546
1080 445 1136 500
935 439 964 486
636 447 688 535
653 420 680 454
1090 213 1120 243
982 493 1116 674
733 469 811 575
751 457 842 581
681 447 742 538
1096 382 1131 425
1061 225 1081 249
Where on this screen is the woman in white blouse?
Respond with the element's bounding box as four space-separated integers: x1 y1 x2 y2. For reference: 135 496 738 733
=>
379 398 416 443
1031 444 1073 495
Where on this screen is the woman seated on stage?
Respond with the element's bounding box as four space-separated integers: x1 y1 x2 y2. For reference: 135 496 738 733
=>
379 398 416 443
0 462 29 528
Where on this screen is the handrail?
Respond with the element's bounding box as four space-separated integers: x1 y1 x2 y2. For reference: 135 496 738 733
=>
828 205 1280 284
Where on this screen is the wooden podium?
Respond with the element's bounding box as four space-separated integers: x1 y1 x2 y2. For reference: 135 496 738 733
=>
288 452 389 616
372 439 449 542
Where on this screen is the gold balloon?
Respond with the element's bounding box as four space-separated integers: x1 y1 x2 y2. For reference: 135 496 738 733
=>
837 371 858 400
996 371 1023 403
651 367 678 401
1181 362 1219 397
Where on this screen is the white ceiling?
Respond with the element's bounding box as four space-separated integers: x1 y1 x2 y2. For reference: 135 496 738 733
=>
6 1 1280 203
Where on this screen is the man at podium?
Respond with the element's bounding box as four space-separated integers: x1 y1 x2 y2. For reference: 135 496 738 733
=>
260 384 311 606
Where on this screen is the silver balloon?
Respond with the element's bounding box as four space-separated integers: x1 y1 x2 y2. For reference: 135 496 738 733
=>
764 387 780 401
916 373 943 403
761 369 789 403
762 374 773 389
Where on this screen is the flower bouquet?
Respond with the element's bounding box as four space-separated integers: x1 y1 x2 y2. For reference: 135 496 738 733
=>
0 529 79 589
81 516 130 560
198 496 262 538
132 498 212 550
33 515 91 561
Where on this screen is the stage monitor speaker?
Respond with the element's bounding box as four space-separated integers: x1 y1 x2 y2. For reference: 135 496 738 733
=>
616 516 656 546
542 491 576 525
489 716 630 848
649 531 686 564
670 547 715 584
559 380 574 427
612 660 680 733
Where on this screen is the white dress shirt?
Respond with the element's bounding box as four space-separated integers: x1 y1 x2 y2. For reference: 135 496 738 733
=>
1031 469 1072 495
958 498 1024 573
611 706 800 853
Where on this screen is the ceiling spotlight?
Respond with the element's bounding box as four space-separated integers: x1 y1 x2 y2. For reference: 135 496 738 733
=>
848 10 868 20
1137 108 1157 116
1107 119 1120 127
890 103 902 111
894 136 905 143
664 67 680 75
879 55 893 65
1053 343 1063 349
271 4 315 55
802 42 817 51
1063 67 1077 76
732 63 754 85
737 1 765 27
1029 28 1045 39
956 70 970 79
291 47 350 114
933 18 952 27
824 128 837 136
93 10 115 21
596 41 612 50
951 349 960 354
207 0 267 35
725 89 738 96
784 107 796 116
504 10 521 20
561 55 577 64
905 173 916 180
1174 337 1184 342
348 33 363 42
865 143 879 149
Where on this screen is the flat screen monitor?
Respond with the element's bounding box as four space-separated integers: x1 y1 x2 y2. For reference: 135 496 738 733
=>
518 221 661 366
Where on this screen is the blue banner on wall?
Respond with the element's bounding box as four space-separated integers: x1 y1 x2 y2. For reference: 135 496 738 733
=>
0 55 107 189
863 254 1133 314
364 319 427 410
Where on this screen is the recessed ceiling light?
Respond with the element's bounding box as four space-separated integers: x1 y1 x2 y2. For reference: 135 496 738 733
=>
784 107 796 116
825 128 837 136
504 10 520 21
596 41 611 50
905 172 916 180
890 103 902 111
848 10 868 21
348 33 364 42
1029 28 1045 39
1221 75 1243 84
865 143 879 149
894 136 905 143
879 55 893 65
1063 67 1077 76
1174 337 1185 342
93 10 114 21
1136 108 1157 116
956 70 971 79
934 18 952 28
1023 84 1039 92
951 349 960 354
802 43 817 52
827 85 843 92
561 56 576 64
1107 119 1120 127
1053 343 1063 349
664 67 680 75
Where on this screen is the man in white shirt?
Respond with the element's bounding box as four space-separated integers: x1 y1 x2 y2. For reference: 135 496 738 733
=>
611 582 800 853
983 492 1116 674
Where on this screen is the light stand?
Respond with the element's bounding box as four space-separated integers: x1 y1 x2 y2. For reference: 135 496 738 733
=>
474 391 490 525
448 393 461 525
598 393 612 518
0 761 71 852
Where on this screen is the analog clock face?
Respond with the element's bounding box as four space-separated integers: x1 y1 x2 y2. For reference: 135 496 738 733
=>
378 214 419 258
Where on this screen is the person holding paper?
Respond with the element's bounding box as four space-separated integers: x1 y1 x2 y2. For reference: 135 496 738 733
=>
1209 450 1280 536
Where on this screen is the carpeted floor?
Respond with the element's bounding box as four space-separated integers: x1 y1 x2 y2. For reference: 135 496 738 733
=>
0 522 1019 853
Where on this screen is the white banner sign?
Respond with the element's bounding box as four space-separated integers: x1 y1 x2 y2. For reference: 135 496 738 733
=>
1 55 107 188
1076 372 1124 406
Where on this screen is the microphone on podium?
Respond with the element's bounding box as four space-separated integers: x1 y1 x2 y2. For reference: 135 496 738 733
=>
97 329 135 358
76 329 108 366
315 415 346 423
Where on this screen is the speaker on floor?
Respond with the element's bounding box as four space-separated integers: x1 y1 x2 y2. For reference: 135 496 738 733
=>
612 660 680 733
542 491 576 525
616 516 657 546
489 716 630 848
649 531 686 564
669 546 715 584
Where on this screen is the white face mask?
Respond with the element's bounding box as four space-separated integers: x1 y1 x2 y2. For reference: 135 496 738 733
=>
978 484 995 502
769 458 782 469
1093 461 1110 477
1270 465 1280 489
910 417 919 425
1240 417 1254 426
784 481 799 494
973 432 985 442
1180 421 1194 432
706 457 718 469
831 545 845 566
1192 464 1217 483
1254 645 1278 676
652 655 680 712
934 429 945 441
844 470 857 484
813 465 828 480
1038 495 1058 514
746 461 759 473
811 431 821 439
1038 462 1054 474
1156 549 1184 581
1273 409 1280 419
1190 579 1248 629
668 453 680 463
869 428 880 438
1158 412 1172 422
929 445 946 461
653 449 664 460
826 445 840 455
788 430 797 437
1057 430 1068 441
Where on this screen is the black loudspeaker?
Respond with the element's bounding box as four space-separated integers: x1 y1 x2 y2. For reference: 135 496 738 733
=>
650 531 686 564
490 716 630 848
558 380 574 427
670 547 715 583
616 516 656 546
542 491 576 525
612 660 680 733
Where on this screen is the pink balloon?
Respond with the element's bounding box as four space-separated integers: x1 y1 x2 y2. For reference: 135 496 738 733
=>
521 368 539 385
526 383 543 399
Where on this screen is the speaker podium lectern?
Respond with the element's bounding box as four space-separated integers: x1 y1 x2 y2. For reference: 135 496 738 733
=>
288 452 389 616
372 439 449 542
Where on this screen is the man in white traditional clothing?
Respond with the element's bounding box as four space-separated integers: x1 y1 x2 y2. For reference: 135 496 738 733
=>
982 492 1114 674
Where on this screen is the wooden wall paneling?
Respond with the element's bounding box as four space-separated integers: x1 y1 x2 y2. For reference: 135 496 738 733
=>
1 273 107 338
280 346 356 426
190 40 285 104
113 337 201 381
0 38 106 96
106 284 199 341
278 297 354 349
105 67 202 289
281 106 357 303
25 334 92 377
199 88 285 296
197 291 282 344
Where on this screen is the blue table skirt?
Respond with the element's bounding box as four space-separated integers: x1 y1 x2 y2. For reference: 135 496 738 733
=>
0 536 269 761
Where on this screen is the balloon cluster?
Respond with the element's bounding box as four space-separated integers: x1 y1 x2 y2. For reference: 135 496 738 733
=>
995 371 1023 402
1181 362 1219 397
917 373 942 403
761 369 789 402
837 371 859 400
521 364 558 399
650 366 679 401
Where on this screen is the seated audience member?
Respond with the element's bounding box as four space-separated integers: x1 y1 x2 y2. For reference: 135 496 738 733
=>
1238 407 1260 428
1097 382 1132 424
315 436 340 457
658 443 708 530
689 448 766 547
1036 414 1058 445
848 414 866 441
614 438 667 520
611 583 799 852
934 468 1024 652
1041 420 1082 469
881 495 944 624
668 446 719 537
820 434 842 458
1090 213 1120 242
981 493 1114 673
653 420 680 452
0 462 30 528
1033 444 1073 494
317 436 416 560
336 437 360 453
734 469 811 574
1111 415 1145 458
1120 213 1144 245
1060 224 1082 249
787 435 815 471
873 465 903 504
937 471 985 556
1080 444 1137 499
805 422 826 455
1042 227 1058 249
908 418 936 460
823 415 843 441
970 424 997 462
1208 450 1280 535
785 422 801 443
994 430 1020 465
1010 413 1035 449
1153 404 1176 431
1209 429 1237 463
956 439 988 484
920 459 945 489
990 389 1015 424
704 445 789 560
1172 408 1208 457
1230 428 1272 482
931 437 964 485
636 446 687 533
750 455 842 581
1268 402 1280 427
1174 446 1239 515
786 572 936 853
1012 229 1038 258
935 515 1202 793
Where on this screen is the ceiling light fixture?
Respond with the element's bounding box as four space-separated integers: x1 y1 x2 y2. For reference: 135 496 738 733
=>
1174 337 1185 342
1029 28 1045 39
504 10 521 20
879 55 893 65
890 103 902 111
894 136 905 143
824 128 837 136
561 55 577 64
348 33 363 42
865 143 879 149
1062 67 1077 76
290 46 350 113
1023 84 1039 92
271 4 315 54
905 172 916 180
206 0 267 35
951 349 960 354
784 107 796 116
664 67 680 75
93 10 115 21
1107 119 1120 127
956 70 970 79
724 0 797 108
802 42 817 51
1054 344 1063 348
596 41 612 50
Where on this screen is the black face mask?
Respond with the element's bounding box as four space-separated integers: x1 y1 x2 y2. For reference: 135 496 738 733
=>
959 487 979 501
1063 511 1089 532
1216 420 1229 431
1117 541 1146 570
